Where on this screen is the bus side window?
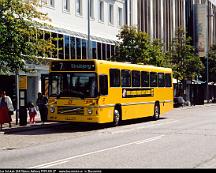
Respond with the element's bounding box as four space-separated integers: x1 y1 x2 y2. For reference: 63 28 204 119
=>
132 71 141 87
141 71 150 87
165 73 172 87
110 69 120 87
121 70 131 87
150 72 158 87
158 73 165 87
99 75 108 95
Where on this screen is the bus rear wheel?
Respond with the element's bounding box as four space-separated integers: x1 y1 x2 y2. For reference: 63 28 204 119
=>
113 109 121 126
153 103 160 120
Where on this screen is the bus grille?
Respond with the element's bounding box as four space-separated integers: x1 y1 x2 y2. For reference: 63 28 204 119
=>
57 106 84 115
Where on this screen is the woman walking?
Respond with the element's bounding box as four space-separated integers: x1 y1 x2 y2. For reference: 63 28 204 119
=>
0 91 14 130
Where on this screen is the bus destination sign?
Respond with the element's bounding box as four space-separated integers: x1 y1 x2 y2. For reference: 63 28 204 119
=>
51 61 96 71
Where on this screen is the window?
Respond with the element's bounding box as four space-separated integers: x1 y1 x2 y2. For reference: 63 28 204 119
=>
150 72 158 87
50 0 54 7
110 69 120 87
99 75 108 95
141 71 150 87
132 71 141 87
121 70 131 87
76 0 82 15
97 42 102 60
111 45 115 57
158 73 165 87
42 0 55 7
90 0 94 19
51 32 58 58
165 73 172 87
58 34 64 59
63 0 70 12
82 39 87 59
92 41 97 59
99 1 104 22
118 7 123 26
107 44 111 59
76 38 81 59
109 4 114 24
102 43 106 60
44 32 51 57
64 35 70 59
70 37 76 59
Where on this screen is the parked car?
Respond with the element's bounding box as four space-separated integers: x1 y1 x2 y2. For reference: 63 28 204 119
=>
174 96 185 108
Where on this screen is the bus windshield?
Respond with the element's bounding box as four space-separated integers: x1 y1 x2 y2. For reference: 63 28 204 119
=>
49 72 98 98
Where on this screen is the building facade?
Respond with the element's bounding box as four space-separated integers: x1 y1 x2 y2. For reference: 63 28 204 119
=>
25 0 138 104
137 0 186 51
137 0 216 52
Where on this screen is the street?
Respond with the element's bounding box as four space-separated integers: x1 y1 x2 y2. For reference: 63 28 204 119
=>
1 104 216 168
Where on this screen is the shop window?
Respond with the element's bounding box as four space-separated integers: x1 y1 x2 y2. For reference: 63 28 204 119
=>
70 37 76 59
58 34 64 59
97 42 102 60
82 39 87 59
76 38 81 59
92 41 97 59
51 32 58 58
64 35 70 59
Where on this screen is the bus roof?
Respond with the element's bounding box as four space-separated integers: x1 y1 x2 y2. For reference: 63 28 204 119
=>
94 60 172 72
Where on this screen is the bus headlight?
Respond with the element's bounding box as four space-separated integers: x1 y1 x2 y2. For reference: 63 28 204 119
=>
50 106 55 113
87 107 93 115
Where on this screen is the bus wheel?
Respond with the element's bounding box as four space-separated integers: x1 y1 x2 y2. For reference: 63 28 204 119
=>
153 103 160 120
113 109 121 126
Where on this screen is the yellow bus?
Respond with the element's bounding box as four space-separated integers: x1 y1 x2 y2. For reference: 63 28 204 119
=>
48 59 173 126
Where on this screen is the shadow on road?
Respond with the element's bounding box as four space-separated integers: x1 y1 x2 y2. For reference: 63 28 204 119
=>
6 117 167 136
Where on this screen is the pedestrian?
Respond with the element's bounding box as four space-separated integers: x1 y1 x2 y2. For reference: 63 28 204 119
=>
28 102 37 124
36 92 48 124
0 91 14 130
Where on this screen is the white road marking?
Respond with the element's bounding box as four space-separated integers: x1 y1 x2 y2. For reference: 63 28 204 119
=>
197 158 216 168
30 135 165 168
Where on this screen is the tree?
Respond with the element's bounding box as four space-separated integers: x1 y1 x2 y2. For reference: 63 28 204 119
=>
111 26 167 66
205 45 216 83
0 0 55 73
166 27 204 96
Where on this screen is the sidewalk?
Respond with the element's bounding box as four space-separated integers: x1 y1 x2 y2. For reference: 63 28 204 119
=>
0 112 66 134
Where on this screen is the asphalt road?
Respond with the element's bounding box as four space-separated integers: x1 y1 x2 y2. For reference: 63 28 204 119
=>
1 104 216 169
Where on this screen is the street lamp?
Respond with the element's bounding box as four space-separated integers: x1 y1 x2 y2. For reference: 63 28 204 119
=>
87 0 91 59
205 1 214 103
206 2 209 102
15 70 19 125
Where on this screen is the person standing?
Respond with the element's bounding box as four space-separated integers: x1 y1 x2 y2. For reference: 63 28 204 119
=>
0 91 14 130
28 102 37 124
36 92 48 124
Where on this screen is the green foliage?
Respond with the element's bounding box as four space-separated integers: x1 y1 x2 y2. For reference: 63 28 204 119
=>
166 27 204 81
207 45 216 82
111 26 167 67
0 0 55 73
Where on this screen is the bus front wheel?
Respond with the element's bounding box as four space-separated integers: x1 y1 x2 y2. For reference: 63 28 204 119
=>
153 103 160 120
